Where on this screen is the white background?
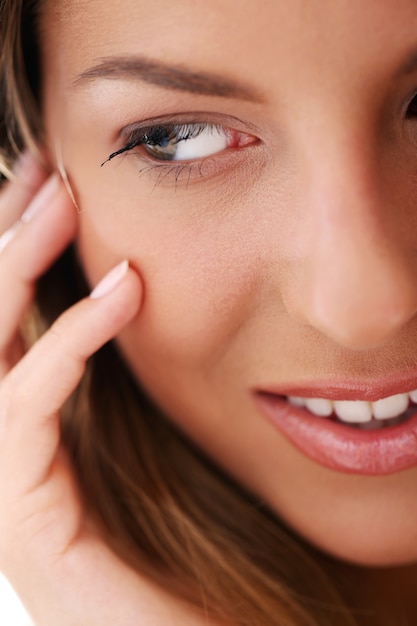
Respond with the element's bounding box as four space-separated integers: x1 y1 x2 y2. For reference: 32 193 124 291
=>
0 575 33 625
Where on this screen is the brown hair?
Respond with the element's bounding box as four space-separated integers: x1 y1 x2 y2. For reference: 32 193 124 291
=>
0 2 364 624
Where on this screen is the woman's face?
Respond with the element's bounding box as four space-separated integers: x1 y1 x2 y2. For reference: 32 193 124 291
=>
41 0 417 567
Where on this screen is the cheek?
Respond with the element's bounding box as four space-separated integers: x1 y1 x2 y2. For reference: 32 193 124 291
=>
75 179 264 386
62 129 291 407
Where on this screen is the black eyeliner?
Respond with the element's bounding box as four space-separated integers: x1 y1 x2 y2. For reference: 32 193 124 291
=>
101 122 219 167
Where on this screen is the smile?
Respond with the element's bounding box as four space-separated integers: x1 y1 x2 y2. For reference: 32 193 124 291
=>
254 383 417 475
287 390 417 428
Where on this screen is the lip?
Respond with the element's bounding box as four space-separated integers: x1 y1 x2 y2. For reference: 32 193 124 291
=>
256 370 417 402
254 391 417 475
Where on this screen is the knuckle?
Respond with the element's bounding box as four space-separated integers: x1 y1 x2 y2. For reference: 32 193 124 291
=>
48 309 74 345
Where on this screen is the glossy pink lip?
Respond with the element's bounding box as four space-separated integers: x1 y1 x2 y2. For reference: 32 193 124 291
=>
256 370 417 402
254 392 417 475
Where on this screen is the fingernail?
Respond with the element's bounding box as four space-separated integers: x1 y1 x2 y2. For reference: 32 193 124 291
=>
21 174 60 223
0 222 20 254
90 260 129 299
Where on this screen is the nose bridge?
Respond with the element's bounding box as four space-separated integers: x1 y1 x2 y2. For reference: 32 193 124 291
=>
287 126 417 350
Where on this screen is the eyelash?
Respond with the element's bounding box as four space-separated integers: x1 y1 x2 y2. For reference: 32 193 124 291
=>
103 123 216 162
102 121 258 187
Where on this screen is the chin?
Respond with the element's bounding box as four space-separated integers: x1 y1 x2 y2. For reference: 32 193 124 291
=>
304 526 417 568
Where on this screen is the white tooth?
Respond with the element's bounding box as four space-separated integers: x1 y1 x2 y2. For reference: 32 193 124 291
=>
288 396 305 407
409 389 417 403
334 400 372 423
372 393 409 420
304 398 333 417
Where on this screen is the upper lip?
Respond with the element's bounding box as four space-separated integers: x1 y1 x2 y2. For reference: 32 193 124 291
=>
255 370 417 402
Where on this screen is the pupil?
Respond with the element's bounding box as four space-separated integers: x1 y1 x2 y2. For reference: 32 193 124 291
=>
147 127 173 147
143 126 178 160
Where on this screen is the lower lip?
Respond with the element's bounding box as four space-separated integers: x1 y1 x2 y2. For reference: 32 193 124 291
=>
254 392 417 475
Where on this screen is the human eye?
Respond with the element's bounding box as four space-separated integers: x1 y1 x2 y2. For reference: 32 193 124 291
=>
406 92 417 118
102 118 259 188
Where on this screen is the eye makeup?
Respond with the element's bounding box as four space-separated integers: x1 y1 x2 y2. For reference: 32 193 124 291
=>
100 114 260 189
101 122 227 164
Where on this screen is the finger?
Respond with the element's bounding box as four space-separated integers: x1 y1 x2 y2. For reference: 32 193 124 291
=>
0 152 47 233
0 262 142 492
0 175 77 358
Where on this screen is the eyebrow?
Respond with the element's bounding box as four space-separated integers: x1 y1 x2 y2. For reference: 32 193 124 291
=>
72 55 264 102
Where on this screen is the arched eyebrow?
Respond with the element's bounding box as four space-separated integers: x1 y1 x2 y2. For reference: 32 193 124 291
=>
72 55 265 102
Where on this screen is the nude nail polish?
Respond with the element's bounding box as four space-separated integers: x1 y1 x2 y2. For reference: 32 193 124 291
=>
89 261 129 299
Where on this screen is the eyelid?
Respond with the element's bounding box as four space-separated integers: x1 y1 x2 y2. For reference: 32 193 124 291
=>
103 114 260 167
134 146 257 190
405 89 417 117
118 111 261 144
101 112 262 190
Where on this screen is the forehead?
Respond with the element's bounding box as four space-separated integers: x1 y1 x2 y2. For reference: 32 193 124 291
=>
39 0 417 101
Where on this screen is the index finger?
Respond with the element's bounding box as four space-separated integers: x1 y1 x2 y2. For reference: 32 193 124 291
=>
0 262 142 492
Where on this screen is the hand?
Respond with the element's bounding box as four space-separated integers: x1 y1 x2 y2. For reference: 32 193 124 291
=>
0 154 207 626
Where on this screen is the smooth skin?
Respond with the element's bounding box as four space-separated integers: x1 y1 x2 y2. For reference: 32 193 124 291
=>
41 0 417 565
3 0 417 623
0 165 211 625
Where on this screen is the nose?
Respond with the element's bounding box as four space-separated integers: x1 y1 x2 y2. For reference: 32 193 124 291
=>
286 147 417 350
